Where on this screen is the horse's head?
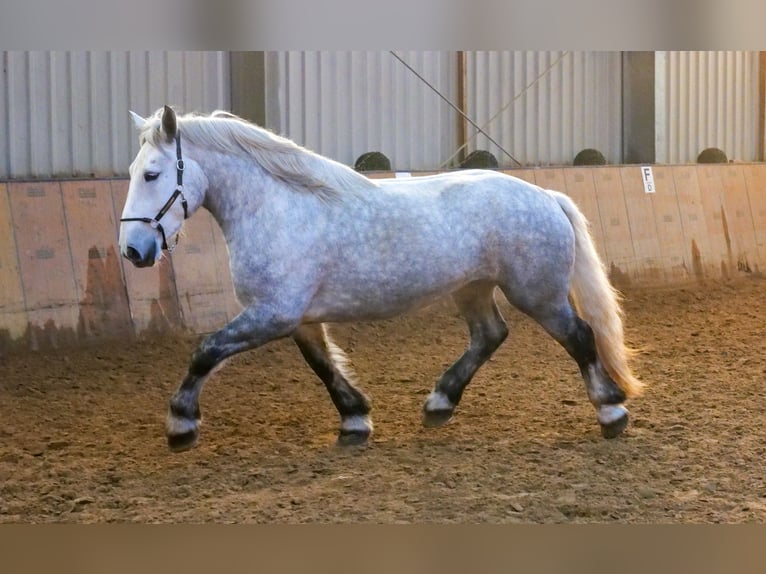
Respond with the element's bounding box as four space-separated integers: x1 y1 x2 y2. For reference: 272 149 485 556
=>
119 105 207 267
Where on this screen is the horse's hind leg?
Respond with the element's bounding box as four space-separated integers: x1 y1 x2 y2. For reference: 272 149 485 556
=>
521 300 629 438
423 282 508 427
292 324 373 446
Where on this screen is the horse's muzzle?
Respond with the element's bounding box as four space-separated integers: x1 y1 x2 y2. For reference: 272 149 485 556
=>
123 243 157 268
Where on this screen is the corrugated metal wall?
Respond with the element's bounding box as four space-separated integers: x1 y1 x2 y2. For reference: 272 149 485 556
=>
465 51 623 167
264 51 459 171
656 51 759 164
264 51 624 170
0 51 230 179
1 51 762 177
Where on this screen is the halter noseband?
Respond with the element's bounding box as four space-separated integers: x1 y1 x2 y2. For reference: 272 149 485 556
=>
120 132 189 252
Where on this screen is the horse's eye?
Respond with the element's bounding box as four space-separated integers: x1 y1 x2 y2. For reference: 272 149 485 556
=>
144 172 160 182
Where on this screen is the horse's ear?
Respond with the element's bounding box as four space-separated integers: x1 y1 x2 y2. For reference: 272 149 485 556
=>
129 110 146 130
161 105 177 141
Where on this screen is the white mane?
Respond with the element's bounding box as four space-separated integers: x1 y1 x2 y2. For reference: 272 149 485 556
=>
140 109 379 200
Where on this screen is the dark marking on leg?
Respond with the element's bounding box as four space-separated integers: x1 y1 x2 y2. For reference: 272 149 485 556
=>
293 324 372 445
187 345 225 378
559 315 597 370
532 304 630 438
165 306 301 452
166 388 202 451
561 316 627 406
169 396 201 420
424 283 508 427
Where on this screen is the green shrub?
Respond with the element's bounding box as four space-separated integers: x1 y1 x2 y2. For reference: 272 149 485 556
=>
573 148 606 166
697 148 728 163
354 151 391 172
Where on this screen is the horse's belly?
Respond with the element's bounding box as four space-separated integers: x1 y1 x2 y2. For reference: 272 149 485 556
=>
303 276 473 323
303 233 496 322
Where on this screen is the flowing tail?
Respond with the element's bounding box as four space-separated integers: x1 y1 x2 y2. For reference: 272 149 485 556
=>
553 192 644 399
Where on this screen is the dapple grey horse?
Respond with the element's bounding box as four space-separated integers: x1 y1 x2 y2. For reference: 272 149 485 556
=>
119 106 643 452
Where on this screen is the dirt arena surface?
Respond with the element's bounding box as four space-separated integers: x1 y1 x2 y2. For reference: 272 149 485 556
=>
1 278 766 523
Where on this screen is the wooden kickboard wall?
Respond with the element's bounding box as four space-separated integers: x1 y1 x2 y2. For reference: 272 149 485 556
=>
1 163 764 350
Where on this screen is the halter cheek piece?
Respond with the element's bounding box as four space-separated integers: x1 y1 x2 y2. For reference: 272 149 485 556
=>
120 132 189 252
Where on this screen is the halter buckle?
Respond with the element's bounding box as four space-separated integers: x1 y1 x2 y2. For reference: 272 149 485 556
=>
149 219 160 229
176 159 185 171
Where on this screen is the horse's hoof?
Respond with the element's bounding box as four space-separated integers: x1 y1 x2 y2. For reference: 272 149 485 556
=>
166 413 201 452
423 391 455 427
600 412 629 439
422 409 454 428
167 428 200 452
597 404 629 439
336 429 370 447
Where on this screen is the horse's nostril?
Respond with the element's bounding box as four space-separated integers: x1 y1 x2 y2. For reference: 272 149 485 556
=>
126 246 142 262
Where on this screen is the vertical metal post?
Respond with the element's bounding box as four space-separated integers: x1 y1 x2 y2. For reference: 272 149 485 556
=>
229 51 266 126
622 51 656 165
456 51 467 166
758 51 766 161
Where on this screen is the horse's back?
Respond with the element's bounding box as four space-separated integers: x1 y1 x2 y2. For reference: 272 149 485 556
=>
376 170 569 235
378 170 561 212
377 169 534 194
329 169 573 291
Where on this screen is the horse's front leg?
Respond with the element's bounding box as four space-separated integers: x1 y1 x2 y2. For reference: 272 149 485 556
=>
166 306 299 452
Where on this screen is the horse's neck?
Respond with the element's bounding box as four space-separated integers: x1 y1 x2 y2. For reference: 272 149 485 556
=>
199 153 264 227
197 151 305 239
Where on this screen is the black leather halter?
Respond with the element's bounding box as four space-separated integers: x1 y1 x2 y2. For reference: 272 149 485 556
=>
120 132 189 252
